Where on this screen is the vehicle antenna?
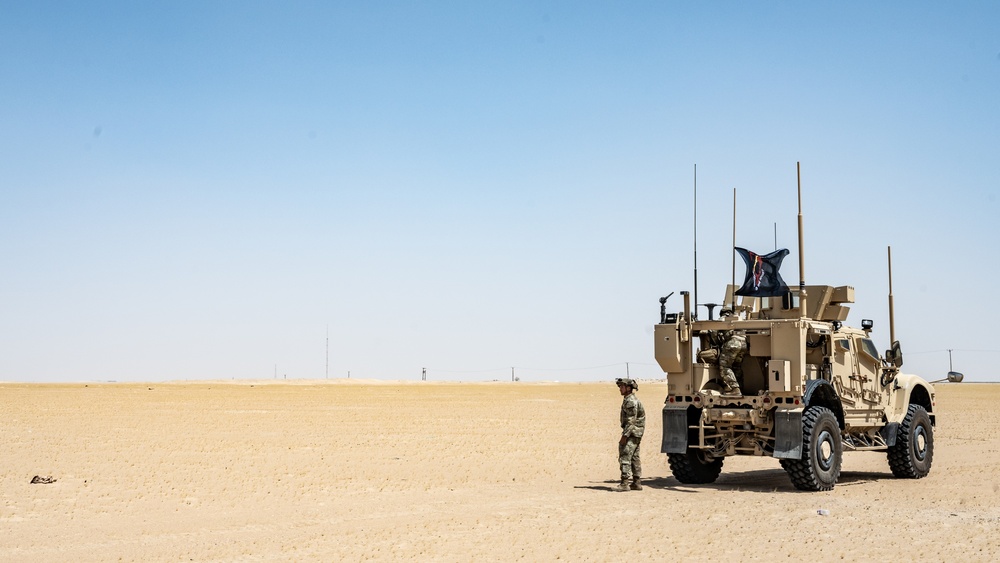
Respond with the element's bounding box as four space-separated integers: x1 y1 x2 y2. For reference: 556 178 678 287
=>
796 162 808 317
731 187 737 311
887 245 896 345
693 163 699 320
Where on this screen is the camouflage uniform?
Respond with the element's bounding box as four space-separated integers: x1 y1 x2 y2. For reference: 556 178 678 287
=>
719 332 748 394
617 379 645 490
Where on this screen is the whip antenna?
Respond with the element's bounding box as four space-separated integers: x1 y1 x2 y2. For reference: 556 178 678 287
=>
693 164 699 320
888 246 896 345
731 188 737 311
796 162 808 317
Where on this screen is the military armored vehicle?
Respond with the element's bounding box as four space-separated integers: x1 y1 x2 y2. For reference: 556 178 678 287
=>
655 166 935 491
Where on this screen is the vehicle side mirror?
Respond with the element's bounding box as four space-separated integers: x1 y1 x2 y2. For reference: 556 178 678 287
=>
887 340 903 368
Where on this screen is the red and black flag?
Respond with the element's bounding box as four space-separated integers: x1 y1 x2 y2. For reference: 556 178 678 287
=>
735 248 790 297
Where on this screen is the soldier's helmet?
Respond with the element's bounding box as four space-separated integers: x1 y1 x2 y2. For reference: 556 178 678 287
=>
615 378 638 390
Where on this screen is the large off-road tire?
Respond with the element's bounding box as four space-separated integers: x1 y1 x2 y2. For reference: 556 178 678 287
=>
887 404 934 479
779 406 842 491
667 450 724 484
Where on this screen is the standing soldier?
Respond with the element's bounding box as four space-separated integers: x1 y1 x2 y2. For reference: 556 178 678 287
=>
615 378 645 491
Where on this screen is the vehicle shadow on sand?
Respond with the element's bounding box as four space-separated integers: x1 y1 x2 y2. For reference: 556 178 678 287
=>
577 470 893 493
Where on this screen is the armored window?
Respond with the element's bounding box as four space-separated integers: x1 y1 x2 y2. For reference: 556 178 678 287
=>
835 339 850 352
859 338 880 361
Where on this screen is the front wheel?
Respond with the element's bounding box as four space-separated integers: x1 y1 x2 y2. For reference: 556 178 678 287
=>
667 450 724 484
887 404 934 478
780 406 842 491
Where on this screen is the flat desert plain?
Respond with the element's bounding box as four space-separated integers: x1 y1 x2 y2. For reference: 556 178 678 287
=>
1 381 998 561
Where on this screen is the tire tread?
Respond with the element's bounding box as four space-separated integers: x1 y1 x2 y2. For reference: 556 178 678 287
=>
779 406 842 491
887 404 933 479
667 451 724 484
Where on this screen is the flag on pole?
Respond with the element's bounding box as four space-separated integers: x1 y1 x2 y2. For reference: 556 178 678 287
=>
735 247 790 297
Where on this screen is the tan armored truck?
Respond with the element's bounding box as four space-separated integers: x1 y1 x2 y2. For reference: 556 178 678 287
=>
655 173 935 491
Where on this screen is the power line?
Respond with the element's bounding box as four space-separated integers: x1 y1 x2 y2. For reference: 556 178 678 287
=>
425 361 660 375
513 362 631 372
908 349 1000 355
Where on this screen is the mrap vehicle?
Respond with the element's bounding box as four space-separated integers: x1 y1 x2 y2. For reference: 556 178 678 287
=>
655 166 935 491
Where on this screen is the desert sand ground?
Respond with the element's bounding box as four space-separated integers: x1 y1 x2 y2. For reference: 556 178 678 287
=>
1 380 998 561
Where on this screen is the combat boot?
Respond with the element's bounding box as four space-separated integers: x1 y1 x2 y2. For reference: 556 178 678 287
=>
614 478 630 492
630 478 643 491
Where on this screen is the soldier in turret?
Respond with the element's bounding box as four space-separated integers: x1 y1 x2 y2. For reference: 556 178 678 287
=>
615 378 646 491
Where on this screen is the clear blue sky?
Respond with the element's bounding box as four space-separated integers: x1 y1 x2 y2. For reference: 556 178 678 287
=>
2 2 998 382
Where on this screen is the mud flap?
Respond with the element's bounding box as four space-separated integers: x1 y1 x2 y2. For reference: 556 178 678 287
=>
773 409 803 459
661 407 688 454
879 422 899 447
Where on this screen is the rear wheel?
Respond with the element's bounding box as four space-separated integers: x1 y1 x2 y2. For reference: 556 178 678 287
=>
780 406 842 491
667 450 724 484
887 404 933 478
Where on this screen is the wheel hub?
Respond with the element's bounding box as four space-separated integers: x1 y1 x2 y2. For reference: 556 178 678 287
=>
913 425 927 461
817 430 834 471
